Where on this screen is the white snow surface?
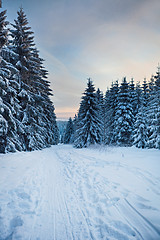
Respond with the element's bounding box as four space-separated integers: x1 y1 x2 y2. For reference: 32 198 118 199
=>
0 145 160 240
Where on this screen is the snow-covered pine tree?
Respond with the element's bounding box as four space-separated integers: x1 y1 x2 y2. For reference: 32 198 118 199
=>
0 9 9 153
0 9 23 153
133 78 149 148
114 77 134 146
133 105 148 148
103 88 111 144
154 68 160 148
64 117 74 144
146 75 156 148
10 8 58 151
29 48 59 147
0 10 8 50
96 88 104 143
135 81 142 114
109 80 119 144
142 78 149 108
129 78 137 117
70 114 78 143
146 68 160 148
74 78 102 148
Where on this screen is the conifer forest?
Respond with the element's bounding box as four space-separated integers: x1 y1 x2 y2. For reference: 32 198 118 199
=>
0 2 160 240
0 4 160 153
0 8 59 153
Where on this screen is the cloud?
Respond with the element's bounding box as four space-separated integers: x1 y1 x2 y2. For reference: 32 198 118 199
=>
4 0 160 119
39 49 84 118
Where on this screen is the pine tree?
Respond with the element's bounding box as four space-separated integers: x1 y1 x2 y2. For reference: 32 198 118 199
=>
133 105 148 148
74 79 102 148
0 9 23 153
64 117 74 144
10 8 58 151
146 76 156 148
133 78 149 148
142 78 149 107
71 114 78 143
135 81 142 114
0 10 8 50
129 78 137 116
146 68 160 148
103 88 111 144
114 77 134 146
109 80 119 144
96 88 104 143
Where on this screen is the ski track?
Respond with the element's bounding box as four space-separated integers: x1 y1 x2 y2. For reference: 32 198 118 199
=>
0 145 160 240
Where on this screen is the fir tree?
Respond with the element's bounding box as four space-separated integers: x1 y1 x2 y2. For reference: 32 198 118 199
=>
96 88 104 143
64 117 74 144
129 78 137 116
146 76 156 148
114 77 134 146
0 10 8 50
133 105 148 148
133 78 149 148
142 78 149 108
109 80 119 144
0 9 23 153
147 68 160 148
103 88 111 144
10 8 58 150
74 79 102 148
135 81 142 114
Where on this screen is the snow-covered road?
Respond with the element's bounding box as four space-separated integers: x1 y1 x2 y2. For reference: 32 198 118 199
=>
0 145 160 240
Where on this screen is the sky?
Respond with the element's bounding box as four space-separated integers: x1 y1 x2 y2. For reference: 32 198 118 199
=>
2 0 160 120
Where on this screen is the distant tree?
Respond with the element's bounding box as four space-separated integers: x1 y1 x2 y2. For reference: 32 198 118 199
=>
64 117 74 144
74 78 102 148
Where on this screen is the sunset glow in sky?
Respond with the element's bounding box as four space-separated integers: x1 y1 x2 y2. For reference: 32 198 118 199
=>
2 0 160 119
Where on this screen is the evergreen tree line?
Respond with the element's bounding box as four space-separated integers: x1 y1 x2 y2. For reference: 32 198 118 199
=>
0 8 58 153
64 74 160 149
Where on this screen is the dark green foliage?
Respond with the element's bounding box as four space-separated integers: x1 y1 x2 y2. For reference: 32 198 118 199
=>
0 8 58 153
114 77 134 146
74 79 102 148
64 117 74 144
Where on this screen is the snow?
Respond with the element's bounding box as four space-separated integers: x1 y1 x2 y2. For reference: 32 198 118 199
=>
0 145 160 240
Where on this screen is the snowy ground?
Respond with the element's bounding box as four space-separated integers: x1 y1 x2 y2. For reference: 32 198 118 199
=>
0 145 160 240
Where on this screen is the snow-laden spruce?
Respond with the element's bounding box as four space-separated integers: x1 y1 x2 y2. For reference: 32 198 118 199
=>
104 80 119 145
0 8 58 153
114 77 134 146
146 69 160 148
74 78 102 148
133 78 149 148
64 117 74 144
